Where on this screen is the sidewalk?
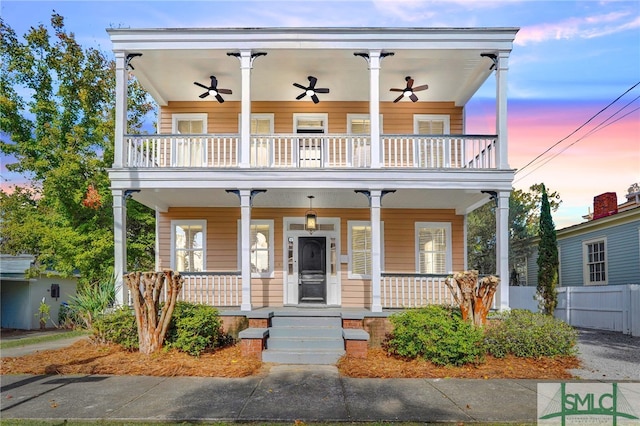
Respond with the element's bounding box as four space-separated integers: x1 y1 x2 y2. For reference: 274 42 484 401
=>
1 366 541 423
2 330 638 423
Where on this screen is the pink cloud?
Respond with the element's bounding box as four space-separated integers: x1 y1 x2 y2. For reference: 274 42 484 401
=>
516 11 640 45
468 99 639 227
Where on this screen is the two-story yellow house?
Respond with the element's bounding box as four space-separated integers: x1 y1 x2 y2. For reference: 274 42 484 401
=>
108 27 517 317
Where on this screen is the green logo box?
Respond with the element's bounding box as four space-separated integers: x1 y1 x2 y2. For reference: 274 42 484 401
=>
538 382 640 425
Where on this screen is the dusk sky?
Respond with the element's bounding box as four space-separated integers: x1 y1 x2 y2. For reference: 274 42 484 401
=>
1 0 639 228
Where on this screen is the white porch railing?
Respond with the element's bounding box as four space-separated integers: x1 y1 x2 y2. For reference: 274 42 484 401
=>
381 273 459 308
126 134 239 168
176 272 241 306
250 134 371 168
382 134 496 168
124 134 497 170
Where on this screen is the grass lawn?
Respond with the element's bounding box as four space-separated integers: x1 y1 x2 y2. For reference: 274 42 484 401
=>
0 330 89 350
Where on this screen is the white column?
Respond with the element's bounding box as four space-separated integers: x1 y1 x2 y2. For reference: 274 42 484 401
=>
370 190 382 312
113 51 128 168
113 189 127 306
239 51 252 168
496 51 510 170
496 191 510 311
368 51 381 168
240 190 252 311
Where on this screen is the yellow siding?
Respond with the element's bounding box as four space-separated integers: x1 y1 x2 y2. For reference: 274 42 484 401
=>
160 101 463 134
159 207 463 308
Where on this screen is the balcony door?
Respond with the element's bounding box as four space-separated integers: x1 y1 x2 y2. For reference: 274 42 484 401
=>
294 113 327 168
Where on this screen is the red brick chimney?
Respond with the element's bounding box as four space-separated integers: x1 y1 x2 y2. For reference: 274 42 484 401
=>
592 192 618 220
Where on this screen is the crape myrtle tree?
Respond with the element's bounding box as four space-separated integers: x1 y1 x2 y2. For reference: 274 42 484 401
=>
467 184 561 282
0 13 156 286
536 183 559 315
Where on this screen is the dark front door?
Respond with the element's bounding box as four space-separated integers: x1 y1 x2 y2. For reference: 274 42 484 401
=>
298 236 326 303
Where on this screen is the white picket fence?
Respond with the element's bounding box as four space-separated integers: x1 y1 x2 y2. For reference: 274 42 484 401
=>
509 285 640 336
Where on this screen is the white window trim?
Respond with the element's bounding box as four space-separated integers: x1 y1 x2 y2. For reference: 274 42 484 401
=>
239 113 275 133
347 220 384 279
582 236 608 286
415 222 453 274
413 114 450 134
293 113 328 133
172 113 208 134
346 113 383 133
237 219 275 278
170 219 207 272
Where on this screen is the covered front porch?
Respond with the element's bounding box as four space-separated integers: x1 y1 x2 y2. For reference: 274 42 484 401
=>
113 185 511 313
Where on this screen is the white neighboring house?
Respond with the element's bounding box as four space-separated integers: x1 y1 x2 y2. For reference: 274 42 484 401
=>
0 254 78 330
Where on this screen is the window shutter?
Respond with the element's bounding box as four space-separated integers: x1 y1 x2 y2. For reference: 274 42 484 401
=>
351 225 371 276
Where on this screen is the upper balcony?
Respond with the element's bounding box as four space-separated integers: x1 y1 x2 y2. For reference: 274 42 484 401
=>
110 27 518 177
125 133 497 170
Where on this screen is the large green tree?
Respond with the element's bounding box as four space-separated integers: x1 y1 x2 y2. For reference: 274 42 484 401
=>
467 184 561 282
0 13 155 285
536 184 559 315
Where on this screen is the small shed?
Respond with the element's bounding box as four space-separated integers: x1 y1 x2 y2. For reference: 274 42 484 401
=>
0 255 78 330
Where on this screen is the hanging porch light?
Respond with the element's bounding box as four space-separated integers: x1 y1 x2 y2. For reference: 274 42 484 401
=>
305 195 317 234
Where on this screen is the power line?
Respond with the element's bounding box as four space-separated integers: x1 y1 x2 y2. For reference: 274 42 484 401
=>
514 81 640 176
514 103 640 183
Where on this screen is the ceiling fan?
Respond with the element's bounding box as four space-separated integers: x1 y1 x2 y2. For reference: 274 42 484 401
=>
293 76 330 104
194 76 232 103
390 76 429 103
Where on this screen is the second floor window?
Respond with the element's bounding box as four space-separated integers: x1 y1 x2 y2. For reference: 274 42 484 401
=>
172 114 207 167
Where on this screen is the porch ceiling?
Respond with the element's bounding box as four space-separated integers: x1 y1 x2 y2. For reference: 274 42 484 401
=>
111 27 518 107
130 188 492 215
132 48 493 106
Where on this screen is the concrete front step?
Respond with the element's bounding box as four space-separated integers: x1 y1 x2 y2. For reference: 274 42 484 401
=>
261 348 345 364
271 316 342 327
268 326 343 339
267 336 345 351
264 313 347 364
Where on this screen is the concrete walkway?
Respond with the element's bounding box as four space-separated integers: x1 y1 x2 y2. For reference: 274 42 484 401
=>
1 367 542 423
1 329 639 423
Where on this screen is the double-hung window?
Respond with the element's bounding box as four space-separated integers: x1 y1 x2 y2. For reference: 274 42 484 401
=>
415 222 452 274
348 221 384 279
583 238 607 285
172 113 207 167
237 220 274 277
172 220 206 272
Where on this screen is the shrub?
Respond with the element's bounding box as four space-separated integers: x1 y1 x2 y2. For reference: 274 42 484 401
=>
484 309 577 358
67 277 117 329
92 307 138 350
164 302 228 356
383 305 485 366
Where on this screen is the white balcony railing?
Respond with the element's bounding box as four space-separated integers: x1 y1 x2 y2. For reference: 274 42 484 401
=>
124 134 497 170
381 273 459 308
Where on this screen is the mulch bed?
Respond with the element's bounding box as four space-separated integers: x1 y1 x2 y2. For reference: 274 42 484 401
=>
338 348 581 379
1 339 263 377
1 339 580 379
